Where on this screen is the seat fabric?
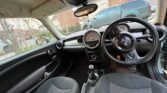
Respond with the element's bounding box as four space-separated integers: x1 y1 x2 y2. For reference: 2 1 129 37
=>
36 77 79 93
95 73 167 93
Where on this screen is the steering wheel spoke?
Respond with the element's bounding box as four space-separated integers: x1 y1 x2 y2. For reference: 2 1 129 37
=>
135 35 151 39
122 49 140 63
104 39 113 46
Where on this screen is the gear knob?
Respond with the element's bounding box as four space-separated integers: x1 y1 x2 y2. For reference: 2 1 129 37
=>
89 64 94 70
88 64 94 74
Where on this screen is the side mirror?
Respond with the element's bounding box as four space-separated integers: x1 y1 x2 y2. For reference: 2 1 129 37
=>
36 37 49 45
151 10 155 13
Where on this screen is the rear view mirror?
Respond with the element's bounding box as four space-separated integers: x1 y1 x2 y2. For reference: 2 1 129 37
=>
74 4 98 17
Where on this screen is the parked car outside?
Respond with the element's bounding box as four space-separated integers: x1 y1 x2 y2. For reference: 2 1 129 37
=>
83 0 151 29
151 5 156 13
0 39 10 54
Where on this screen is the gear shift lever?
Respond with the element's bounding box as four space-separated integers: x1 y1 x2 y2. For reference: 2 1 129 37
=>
88 65 96 80
88 64 99 86
88 65 94 73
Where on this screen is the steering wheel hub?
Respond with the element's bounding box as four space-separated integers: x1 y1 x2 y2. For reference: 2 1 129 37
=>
113 32 136 52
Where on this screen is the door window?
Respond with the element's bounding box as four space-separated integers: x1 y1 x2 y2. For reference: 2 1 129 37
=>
0 18 56 62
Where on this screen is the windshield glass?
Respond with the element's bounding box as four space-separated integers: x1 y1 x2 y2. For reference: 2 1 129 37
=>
49 0 157 36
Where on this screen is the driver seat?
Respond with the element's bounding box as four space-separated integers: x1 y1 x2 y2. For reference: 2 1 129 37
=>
95 73 167 93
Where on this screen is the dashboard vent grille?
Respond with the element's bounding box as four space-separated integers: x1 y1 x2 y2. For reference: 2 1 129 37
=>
163 39 167 51
162 39 167 60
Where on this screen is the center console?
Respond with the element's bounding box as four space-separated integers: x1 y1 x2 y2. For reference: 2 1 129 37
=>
81 64 100 93
85 48 104 63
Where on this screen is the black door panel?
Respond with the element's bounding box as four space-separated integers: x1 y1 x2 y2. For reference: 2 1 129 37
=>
8 65 47 93
0 43 60 93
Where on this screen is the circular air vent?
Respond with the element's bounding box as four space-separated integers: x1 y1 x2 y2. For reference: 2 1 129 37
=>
56 40 64 49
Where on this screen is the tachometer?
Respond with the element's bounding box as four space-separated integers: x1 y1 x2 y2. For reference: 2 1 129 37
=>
83 30 101 49
117 24 130 32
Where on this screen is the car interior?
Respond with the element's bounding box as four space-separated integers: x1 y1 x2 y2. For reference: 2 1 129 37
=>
0 0 167 93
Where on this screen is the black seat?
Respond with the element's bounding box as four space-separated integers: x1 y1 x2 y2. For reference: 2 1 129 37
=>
36 77 79 93
95 73 167 93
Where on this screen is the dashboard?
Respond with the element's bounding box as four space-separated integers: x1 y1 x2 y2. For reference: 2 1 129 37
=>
55 23 167 63
57 23 167 52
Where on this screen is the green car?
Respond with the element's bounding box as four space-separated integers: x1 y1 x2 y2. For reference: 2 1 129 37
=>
84 0 151 28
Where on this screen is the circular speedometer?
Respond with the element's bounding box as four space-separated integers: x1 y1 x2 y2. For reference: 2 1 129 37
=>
83 30 101 49
83 30 100 49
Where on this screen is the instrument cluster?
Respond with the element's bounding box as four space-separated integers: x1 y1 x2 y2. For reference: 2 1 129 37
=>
83 30 101 49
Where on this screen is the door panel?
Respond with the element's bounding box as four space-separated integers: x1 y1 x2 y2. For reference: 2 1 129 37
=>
8 65 46 93
0 43 60 93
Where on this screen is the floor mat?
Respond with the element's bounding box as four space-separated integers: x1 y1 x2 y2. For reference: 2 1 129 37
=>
67 54 89 88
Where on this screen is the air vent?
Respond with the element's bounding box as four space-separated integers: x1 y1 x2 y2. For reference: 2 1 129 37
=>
56 40 64 49
77 36 83 43
162 39 167 60
163 53 167 60
162 39 167 51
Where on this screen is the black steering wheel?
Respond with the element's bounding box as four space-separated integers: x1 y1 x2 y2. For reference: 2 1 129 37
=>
101 17 159 65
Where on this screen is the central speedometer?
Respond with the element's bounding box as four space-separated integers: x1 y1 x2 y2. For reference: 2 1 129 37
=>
83 30 101 49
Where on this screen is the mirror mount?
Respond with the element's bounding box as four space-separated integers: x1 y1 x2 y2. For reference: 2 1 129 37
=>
82 2 88 6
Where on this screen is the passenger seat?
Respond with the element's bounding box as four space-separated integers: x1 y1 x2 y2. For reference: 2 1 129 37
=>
36 77 79 93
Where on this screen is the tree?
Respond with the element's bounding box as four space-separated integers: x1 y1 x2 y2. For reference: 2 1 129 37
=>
0 19 20 53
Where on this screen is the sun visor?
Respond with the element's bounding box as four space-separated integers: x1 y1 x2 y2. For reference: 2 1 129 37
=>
0 0 93 18
31 0 70 17
0 0 30 18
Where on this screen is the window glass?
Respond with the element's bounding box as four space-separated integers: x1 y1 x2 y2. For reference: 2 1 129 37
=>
49 0 157 36
0 18 56 62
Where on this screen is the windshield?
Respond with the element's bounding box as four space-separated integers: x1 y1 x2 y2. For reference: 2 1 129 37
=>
49 0 157 36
